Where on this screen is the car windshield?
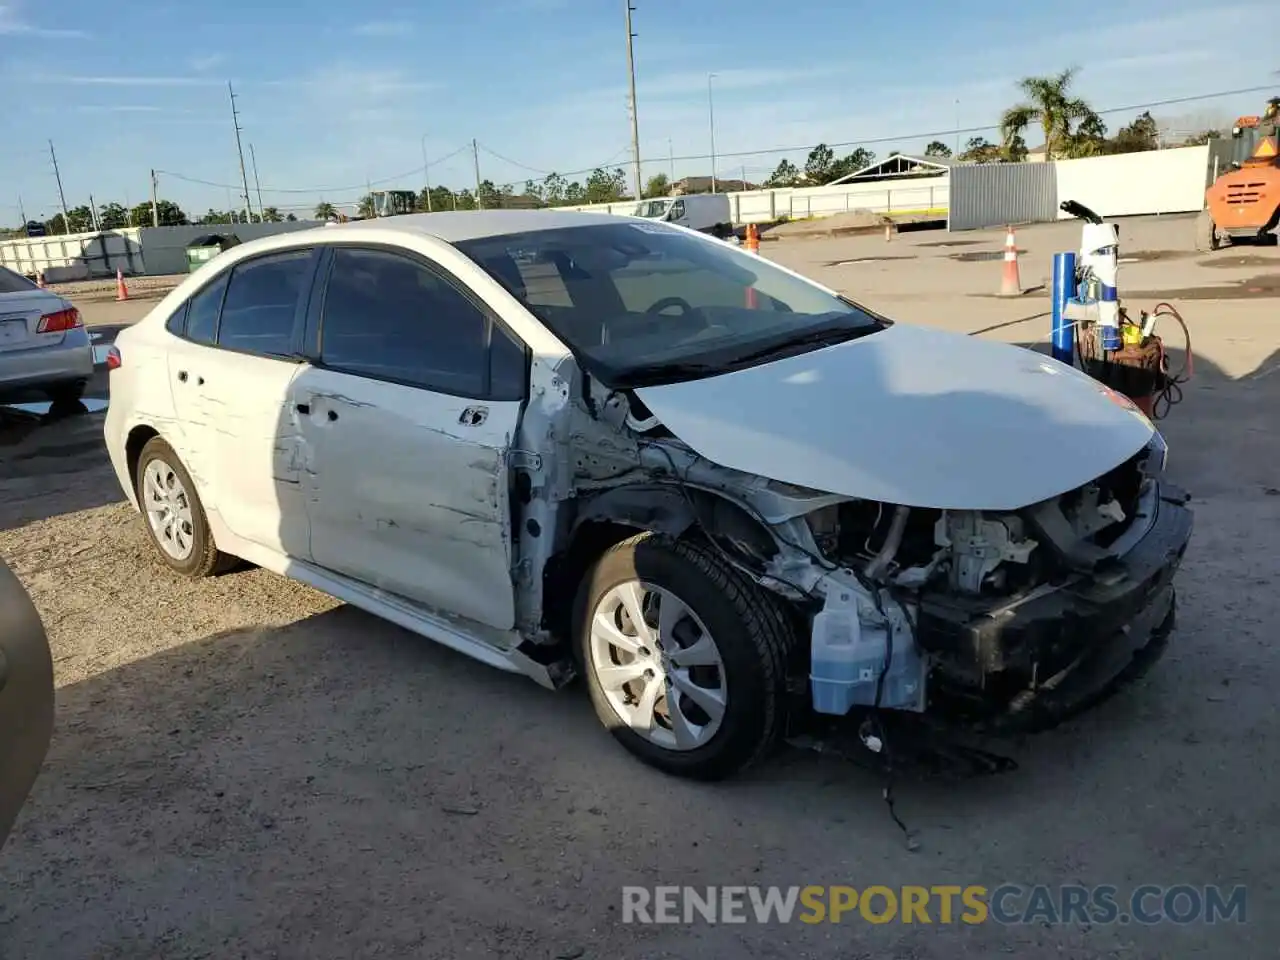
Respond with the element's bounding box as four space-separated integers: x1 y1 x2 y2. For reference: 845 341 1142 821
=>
635 201 668 219
455 221 886 388
0 267 38 294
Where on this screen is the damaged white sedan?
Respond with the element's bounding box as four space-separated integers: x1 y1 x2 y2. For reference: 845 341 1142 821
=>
104 211 1192 780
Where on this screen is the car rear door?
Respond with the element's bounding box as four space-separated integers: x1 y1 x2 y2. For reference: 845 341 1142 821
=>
165 248 320 561
290 244 529 631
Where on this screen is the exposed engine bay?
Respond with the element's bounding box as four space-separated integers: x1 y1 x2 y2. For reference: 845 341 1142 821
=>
543 376 1186 732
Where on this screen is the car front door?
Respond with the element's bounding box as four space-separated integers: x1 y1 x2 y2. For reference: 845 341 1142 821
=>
291 245 528 631
168 248 319 561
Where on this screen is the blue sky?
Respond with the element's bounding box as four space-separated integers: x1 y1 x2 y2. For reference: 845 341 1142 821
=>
2 0 1275 222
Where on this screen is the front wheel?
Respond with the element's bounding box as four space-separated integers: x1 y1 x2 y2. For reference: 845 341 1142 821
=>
574 533 798 780
1194 209 1220 252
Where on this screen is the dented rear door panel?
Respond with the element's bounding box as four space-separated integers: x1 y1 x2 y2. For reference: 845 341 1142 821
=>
291 366 521 632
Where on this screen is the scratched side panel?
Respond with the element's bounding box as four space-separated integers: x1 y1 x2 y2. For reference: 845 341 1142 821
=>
292 366 522 632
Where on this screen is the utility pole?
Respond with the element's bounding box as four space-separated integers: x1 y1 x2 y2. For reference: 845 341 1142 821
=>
624 1 642 201
150 169 160 227
954 99 961 156
227 82 253 223
249 143 265 220
421 134 433 212
49 140 71 234
707 74 718 194
472 138 484 210
18 195 26 226
89 194 100 232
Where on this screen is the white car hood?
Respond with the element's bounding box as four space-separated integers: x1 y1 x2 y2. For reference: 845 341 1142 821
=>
633 323 1156 511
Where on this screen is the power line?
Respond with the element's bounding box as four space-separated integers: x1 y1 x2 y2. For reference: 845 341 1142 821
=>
640 82 1279 165
476 142 633 178
155 143 471 196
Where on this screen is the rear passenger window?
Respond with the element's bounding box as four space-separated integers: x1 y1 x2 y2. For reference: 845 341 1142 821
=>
320 248 502 396
184 275 229 345
217 250 312 357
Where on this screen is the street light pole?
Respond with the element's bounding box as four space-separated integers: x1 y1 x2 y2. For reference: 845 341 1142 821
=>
707 72 717 194
421 134 433 212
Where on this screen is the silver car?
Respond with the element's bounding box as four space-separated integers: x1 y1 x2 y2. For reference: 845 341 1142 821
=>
0 267 94 405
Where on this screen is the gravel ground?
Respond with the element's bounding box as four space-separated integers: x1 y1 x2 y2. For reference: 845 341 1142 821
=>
1 218 1277 959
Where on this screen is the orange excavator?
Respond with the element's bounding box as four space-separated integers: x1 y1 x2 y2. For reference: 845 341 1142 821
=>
1196 97 1280 251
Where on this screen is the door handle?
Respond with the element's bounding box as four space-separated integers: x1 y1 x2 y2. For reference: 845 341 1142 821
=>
176 370 188 383
295 402 310 415
326 409 338 422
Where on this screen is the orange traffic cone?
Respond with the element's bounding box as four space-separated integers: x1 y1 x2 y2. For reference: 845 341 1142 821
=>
744 222 760 255
115 267 130 302
998 226 1022 296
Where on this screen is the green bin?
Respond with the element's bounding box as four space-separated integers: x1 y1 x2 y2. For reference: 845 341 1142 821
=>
185 234 241 272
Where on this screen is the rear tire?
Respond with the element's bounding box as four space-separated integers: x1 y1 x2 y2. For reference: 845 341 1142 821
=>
573 533 798 780
1194 210 1219 252
134 437 233 578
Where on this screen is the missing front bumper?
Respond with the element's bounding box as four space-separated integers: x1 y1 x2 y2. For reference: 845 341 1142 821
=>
916 482 1193 728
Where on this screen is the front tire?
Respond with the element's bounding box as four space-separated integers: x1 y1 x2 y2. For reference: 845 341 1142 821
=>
1194 209 1220 252
134 437 231 578
573 533 798 780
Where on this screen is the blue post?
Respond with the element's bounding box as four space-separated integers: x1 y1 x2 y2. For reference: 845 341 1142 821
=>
1051 251 1077 366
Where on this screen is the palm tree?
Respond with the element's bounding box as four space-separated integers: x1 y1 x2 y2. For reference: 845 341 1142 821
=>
356 195 376 219
1000 68 1099 161
314 201 336 221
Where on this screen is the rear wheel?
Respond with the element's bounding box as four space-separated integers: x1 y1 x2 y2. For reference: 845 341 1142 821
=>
573 533 798 780
1194 210 1220 252
134 437 232 578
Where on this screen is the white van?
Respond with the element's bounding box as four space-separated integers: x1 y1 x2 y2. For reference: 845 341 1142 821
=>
634 193 733 238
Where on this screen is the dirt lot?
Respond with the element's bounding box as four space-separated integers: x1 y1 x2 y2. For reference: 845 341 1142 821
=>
2 217 1278 959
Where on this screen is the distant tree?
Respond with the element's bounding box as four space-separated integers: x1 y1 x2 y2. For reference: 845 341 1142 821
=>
417 186 456 212
924 141 953 159
1182 129 1223 146
1000 67 1097 162
356 195 376 218
477 179 502 209
564 181 586 204
958 136 1002 163
1104 111 1158 154
523 179 544 205
764 158 800 187
643 172 670 198
828 147 876 180
128 199 187 226
98 202 129 229
540 172 568 205
804 143 836 183
63 205 95 232
314 201 337 220
584 167 627 203
261 206 284 222
454 189 477 211
198 209 234 225
286 212 298 221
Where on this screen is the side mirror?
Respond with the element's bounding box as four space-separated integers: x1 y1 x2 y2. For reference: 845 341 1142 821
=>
0 558 54 849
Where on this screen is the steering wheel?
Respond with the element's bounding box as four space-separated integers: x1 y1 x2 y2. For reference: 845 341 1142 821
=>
646 296 695 317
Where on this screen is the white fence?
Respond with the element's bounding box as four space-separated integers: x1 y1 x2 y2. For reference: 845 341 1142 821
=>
1 221 319 279
557 176 949 225
1053 145 1211 219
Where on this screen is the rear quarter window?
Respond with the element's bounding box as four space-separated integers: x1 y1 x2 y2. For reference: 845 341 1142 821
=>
0 267 37 294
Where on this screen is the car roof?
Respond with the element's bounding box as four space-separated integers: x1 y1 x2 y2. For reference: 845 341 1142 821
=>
325 209 629 244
